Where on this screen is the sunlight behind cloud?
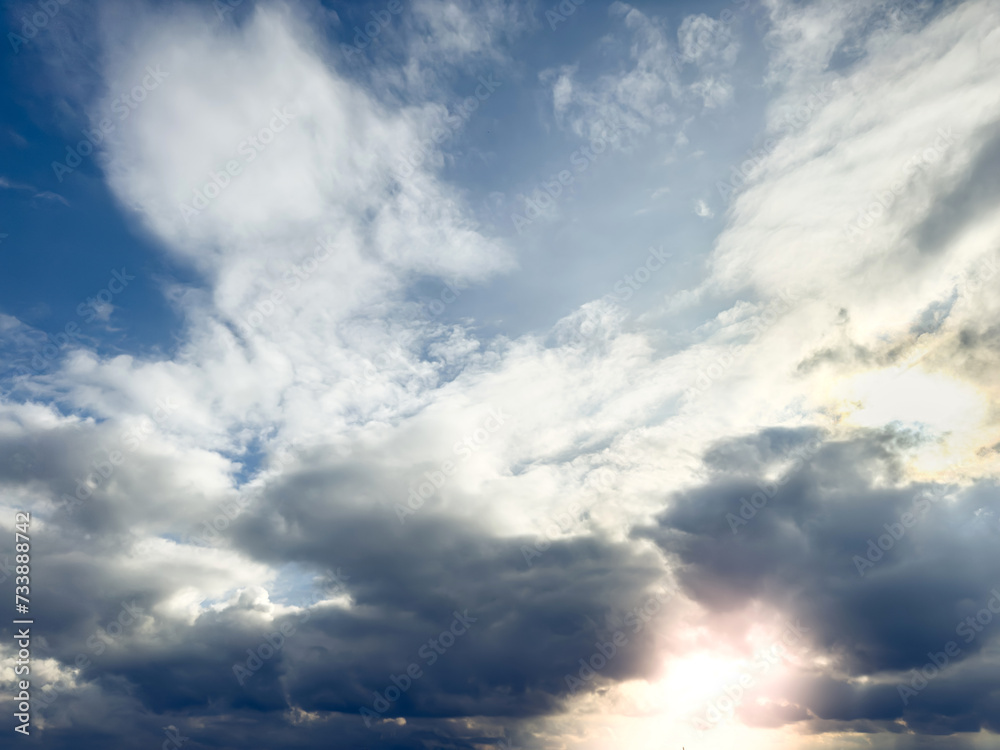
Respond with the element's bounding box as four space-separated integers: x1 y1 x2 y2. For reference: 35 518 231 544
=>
834 367 984 435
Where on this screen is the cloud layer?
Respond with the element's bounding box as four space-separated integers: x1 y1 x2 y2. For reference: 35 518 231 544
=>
2 0 999 748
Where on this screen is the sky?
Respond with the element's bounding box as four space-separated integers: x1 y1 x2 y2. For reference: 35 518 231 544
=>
1 0 999 748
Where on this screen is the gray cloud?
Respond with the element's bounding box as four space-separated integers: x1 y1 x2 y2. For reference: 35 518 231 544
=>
639 426 1000 738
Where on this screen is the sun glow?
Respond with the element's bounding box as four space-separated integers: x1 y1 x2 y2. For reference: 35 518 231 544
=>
660 653 747 716
835 367 983 433
559 648 808 750
828 364 992 475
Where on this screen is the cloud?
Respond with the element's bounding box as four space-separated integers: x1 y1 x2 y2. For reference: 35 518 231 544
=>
4 0 1000 747
640 426 1000 736
0 175 68 204
544 2 742 144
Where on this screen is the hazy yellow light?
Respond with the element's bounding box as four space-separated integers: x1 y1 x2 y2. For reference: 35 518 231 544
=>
827 364 991 476
836 367 983 434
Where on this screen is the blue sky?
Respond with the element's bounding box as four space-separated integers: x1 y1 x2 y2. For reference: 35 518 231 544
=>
3 1 1000 749
1 0 772 354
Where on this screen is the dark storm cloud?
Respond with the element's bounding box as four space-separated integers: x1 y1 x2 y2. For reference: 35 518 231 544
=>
0 405 202 538
637 426 1000 738
0 446 670 748
219 457 670 717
